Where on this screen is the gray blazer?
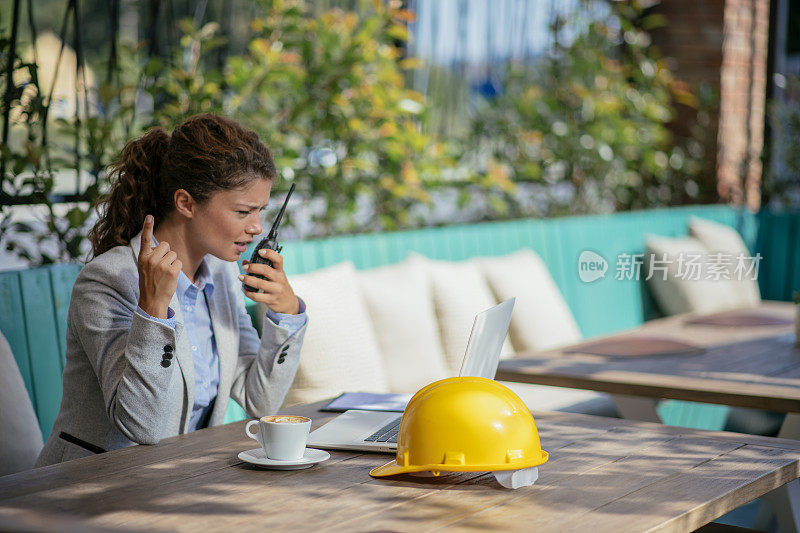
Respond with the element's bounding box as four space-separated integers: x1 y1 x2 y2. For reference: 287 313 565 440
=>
36 231 306 466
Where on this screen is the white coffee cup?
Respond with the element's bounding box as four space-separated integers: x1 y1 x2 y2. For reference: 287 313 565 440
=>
245 415 312 461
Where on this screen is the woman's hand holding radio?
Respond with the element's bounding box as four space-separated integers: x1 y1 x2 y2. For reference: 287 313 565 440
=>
239 248 300 315
137 215 182 319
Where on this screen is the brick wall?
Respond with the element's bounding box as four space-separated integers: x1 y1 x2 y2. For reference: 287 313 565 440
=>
650 0 771 210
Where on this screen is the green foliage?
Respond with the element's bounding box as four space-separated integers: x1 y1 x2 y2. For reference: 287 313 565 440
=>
127 0 449 236
764 75 800 208
0 14 63 264
463 3 713 218
224 0 447 234
1 0 716 265
143 20 228 123
0 17 141 264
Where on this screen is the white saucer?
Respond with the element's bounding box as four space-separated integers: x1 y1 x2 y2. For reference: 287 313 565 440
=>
238 447 331 470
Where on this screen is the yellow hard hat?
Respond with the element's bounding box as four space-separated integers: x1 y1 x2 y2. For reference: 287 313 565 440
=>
370 377 548 477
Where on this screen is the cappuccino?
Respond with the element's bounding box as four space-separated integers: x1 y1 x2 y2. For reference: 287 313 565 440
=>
261 415 309 424
246 415 312 460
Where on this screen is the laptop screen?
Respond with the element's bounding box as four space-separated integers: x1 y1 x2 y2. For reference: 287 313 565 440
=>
458 298 515 379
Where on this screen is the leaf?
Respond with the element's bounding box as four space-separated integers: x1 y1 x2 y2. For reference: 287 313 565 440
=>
66 235 84 258
398 58 423 70
12 157 26 175
65 207 86 227
386 24 409 42
144 58 164 77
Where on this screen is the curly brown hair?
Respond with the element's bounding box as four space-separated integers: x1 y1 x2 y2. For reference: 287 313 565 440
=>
88 114 277 257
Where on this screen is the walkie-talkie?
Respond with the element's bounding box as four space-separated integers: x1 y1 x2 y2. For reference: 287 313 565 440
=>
242 183 295 293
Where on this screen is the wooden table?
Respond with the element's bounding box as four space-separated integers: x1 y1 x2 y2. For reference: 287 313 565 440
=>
497 301 800 432
1 402 800 532
496 300 800 530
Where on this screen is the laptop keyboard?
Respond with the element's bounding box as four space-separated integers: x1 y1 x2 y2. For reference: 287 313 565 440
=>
363 416 401 443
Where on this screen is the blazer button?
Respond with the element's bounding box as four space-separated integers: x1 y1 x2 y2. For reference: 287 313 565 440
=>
277 357 285 364
164 344 174 352
163 352 173 360
161 359 172 368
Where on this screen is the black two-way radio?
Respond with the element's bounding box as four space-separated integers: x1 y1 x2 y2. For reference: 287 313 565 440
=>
242 183 295 293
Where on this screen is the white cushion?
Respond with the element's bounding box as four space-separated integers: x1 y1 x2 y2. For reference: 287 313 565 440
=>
409 253 514 373
644 235 743 315
688 216 761 307
276 262 389 405
0 329 43 475
477 249 582 352
357 258 450 394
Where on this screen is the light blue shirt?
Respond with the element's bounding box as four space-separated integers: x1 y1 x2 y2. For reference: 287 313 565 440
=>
136 237 307 431
176 260 219 430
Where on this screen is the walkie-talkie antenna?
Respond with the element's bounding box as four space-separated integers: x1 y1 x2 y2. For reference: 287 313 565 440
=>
267 183 295 238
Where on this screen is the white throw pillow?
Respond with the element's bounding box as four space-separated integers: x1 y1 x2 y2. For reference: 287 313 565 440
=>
275 261 390 405
409 253 515 373
0 329 43 475
477 249 582 352
644 235 743 315
688 216 761 307
357 258 450 393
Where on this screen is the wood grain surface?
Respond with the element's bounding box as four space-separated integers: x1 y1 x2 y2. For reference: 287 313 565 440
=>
497 302 800 412
0 401 799 532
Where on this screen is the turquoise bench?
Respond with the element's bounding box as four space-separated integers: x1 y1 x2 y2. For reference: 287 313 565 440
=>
2 204 797 440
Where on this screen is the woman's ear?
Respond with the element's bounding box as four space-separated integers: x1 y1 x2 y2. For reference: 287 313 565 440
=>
174 189 195 218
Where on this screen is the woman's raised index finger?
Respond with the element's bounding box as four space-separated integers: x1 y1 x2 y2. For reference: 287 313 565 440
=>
141 215 154 249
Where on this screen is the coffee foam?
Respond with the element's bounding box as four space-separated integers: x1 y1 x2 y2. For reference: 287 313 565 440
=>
261 415 310 424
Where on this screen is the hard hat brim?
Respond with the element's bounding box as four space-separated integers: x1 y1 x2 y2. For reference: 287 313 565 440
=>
369 460 414 477
369 450 549 478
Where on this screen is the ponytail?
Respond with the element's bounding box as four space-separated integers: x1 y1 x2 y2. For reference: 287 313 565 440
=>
88 127 170 257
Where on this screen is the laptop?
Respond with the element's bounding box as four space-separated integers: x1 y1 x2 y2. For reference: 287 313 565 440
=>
307 298 515 453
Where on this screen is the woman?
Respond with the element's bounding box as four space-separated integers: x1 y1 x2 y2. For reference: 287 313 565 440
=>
36 114 307 466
